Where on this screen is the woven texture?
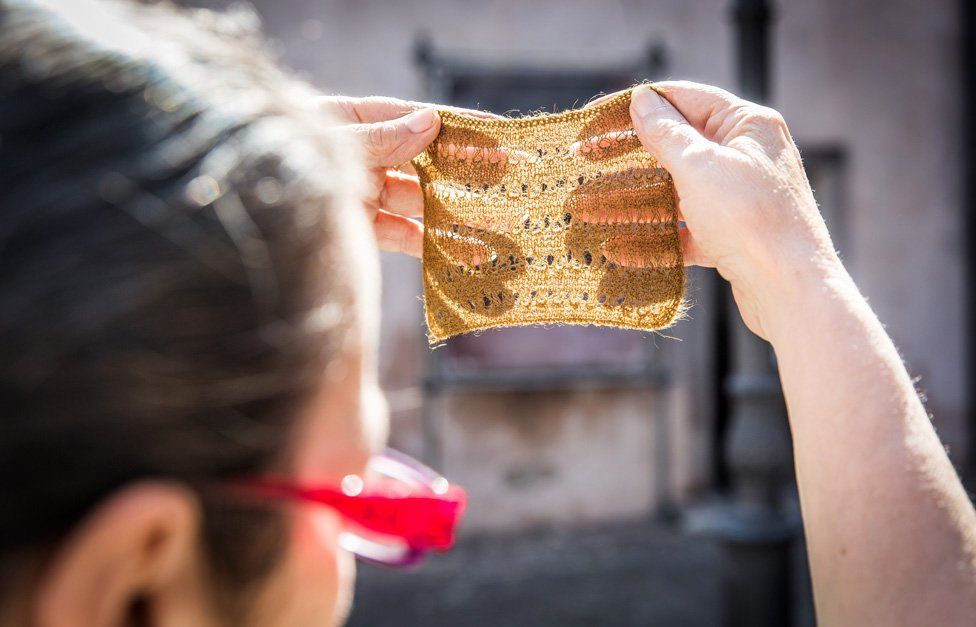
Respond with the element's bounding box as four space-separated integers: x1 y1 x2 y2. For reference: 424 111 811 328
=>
413 89 684 344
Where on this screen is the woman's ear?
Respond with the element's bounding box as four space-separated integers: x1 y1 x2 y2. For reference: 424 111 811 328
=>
33 481 217 627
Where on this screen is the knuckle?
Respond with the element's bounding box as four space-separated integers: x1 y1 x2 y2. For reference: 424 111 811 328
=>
682 144 715 169
384 121 403 146
681 148 715 172
336 97 359 121
378 177 392 207
640 117 680 145
363 121 401 156
366 123 385 149
748 105 788 131
360 122 391 158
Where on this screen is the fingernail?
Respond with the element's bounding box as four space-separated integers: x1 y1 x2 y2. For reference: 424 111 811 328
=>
631 86 666 119
406 108 438 133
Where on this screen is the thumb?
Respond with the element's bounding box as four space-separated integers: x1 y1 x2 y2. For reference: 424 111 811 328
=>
630 85 713 174
347 108 441 168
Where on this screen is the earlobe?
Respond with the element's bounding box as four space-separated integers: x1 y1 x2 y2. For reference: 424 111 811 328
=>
32 482 204 627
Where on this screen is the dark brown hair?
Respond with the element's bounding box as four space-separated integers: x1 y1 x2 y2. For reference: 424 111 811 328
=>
0 0 359 606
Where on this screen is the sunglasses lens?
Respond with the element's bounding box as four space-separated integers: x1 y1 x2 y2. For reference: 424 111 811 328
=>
368 448 441 484
337 450 439 568
339 531 427 568
340 449 462 568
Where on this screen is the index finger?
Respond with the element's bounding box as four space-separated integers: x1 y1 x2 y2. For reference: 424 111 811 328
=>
317 95 504 125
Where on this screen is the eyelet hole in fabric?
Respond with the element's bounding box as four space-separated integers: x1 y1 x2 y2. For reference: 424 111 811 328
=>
414 88 685 343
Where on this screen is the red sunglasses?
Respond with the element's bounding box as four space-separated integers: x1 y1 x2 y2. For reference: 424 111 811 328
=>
239 448 466 568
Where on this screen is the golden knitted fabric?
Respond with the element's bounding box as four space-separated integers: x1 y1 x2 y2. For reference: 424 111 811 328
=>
413 88 684 344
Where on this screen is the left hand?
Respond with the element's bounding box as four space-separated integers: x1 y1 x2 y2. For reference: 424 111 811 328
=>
316 96 499 257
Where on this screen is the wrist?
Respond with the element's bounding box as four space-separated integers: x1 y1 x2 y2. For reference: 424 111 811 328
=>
750 247 856 346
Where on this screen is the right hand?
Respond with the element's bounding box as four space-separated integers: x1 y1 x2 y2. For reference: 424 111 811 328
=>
628 82 843 339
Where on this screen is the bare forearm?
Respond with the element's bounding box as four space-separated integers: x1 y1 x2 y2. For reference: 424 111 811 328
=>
764 263 976 625
627 81 976 623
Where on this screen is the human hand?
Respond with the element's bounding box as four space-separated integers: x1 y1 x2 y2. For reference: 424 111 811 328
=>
627 82 843 339
624 88 976 627
316 96 499 258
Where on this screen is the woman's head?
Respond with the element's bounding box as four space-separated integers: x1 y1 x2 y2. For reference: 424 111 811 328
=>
0 0 385 624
